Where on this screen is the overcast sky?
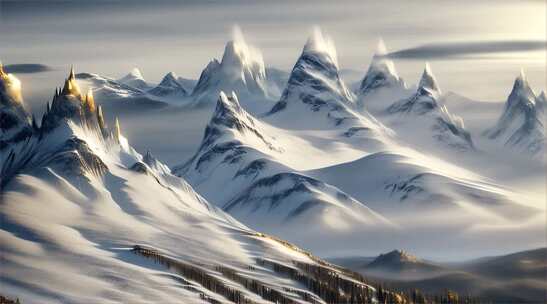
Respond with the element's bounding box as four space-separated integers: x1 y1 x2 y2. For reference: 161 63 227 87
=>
1 0 545 109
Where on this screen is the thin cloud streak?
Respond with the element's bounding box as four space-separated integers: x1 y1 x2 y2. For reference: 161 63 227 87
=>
4 64 53 74
385 40 546 60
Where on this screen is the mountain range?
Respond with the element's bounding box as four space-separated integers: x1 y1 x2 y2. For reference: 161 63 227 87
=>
1 27 545 303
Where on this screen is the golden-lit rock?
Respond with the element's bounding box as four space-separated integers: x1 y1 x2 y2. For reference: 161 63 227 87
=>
60 66 82 97
83 88 96 113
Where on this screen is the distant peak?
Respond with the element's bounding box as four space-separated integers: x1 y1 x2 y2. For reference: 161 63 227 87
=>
510 70 534 97
418 62 441 95
381 249 419 262
221 26 265 70
159 72 179 84
128 67 144 80
303 27 338 67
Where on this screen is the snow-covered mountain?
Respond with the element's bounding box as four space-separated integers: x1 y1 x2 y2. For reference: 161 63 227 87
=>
77 72 144 98
190 27 277 112
76 72 170 115
358 39 405 97
117 67 151 90
385 64 475 151
0 62 34 148
175 91 391 240
2 68 407 303
148 72 188 97
267 28 358 127
364 249 444 280
484 71 545 156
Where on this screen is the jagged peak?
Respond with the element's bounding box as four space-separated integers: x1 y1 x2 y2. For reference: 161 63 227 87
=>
164 71 177 81
61 66 82 97
359 39 402 95
303 27 339 68
511 69 535 97
418 62 441 96
69 65 76 80
216 90 242 114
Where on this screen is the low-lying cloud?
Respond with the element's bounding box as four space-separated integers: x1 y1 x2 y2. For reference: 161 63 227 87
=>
4 64 53 74
386 40 546 60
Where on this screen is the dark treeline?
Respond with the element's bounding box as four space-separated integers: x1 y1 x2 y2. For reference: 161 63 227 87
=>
132 245 386 303
132 245 257 304
132 245 489 304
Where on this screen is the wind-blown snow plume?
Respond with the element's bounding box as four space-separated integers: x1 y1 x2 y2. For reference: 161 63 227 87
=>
191 26 272 108
358 38 405 97
267 28 362 128
118 67 150 90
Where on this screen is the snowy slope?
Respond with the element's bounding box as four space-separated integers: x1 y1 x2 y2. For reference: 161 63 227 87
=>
484 71 545 156
1 69 403 304
306 151 537 221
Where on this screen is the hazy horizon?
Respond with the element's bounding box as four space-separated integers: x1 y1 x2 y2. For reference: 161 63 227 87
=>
1 0 545 113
